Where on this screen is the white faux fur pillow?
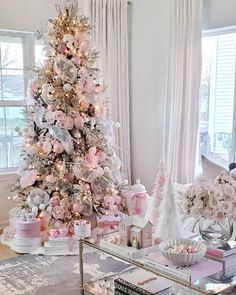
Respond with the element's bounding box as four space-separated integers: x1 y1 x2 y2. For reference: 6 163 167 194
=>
201 155 227 179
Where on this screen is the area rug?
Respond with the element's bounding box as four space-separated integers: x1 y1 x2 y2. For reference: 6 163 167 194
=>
0 252 133 294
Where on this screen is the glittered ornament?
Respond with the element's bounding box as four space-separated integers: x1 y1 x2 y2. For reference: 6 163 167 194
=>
65 171 74 183
48 85 55 93
74 115 84 128
58 42 67 54
53 141 64 153
73 203 84 213
63 83 72 92
47 104 56 111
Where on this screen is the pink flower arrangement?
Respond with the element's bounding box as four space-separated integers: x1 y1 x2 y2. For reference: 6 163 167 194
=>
180 172 236 220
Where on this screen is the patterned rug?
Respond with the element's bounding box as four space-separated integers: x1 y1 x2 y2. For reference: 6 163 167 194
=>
0 252 132 294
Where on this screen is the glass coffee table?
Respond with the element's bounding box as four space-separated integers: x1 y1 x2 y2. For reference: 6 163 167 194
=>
78 232 236 295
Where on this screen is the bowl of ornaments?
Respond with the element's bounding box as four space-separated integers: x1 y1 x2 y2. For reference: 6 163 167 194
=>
159 239 207 266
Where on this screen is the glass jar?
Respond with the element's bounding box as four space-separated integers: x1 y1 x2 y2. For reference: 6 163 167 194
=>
199 217 233 246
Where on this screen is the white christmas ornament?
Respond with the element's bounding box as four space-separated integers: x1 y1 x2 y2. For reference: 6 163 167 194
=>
39 203 46 210
63 33 74 43
63 83 72 92
32 206 38 214
48 85 55 93
27 188 50 208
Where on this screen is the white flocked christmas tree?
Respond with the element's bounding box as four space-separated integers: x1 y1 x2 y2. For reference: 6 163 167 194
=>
9 5 128 229
154 176 182 240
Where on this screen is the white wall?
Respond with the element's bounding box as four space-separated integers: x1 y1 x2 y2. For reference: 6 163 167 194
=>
129 0 170 192
203 0 236 30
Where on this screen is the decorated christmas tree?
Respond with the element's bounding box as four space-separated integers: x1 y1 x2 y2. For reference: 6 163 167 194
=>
10 5 127 229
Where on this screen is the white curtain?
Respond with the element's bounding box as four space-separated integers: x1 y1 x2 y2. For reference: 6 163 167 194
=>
163 0 203 184
79 0 131 182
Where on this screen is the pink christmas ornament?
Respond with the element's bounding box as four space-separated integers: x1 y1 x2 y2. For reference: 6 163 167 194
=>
58 42 67 54
103 195 115 208
74 115 84 128
79 67 89 78
73 203 84 213
65 117 74 130
79 40 90 53
60 198 69 210
96 151 106 162
72 57 81 66
43 141 52 154
53 141 64 153
54 110 66 121
45 174 57 183
65 172 74 183
83 183 90 191
47 104 56 111
85 146 99 168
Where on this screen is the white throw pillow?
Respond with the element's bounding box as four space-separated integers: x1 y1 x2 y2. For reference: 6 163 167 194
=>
201 155 227 179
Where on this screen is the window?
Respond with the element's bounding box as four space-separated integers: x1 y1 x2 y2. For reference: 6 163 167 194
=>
0 31 45 173
198 29 236 169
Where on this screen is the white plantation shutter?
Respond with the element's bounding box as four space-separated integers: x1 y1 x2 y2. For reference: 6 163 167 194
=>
209 33 236 156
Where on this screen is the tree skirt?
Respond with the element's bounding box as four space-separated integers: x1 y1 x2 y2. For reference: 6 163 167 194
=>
0 252 133 295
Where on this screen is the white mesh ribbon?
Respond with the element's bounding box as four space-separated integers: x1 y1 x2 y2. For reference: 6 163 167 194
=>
34 105 48 129
49 126 74 154
54 54 77 83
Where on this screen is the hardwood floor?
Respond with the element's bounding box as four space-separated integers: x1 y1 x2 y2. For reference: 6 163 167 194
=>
0 243 18 261
0 230 19 261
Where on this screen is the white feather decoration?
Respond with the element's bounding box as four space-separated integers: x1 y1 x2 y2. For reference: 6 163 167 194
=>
154 176 182 240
